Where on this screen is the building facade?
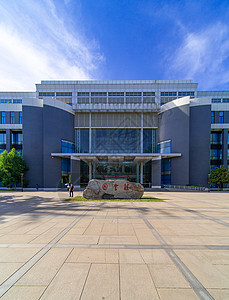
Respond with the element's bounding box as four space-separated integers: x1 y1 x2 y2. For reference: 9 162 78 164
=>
0 80 229 189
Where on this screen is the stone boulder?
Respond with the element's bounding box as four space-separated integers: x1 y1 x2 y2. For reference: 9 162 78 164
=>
83 179 144 199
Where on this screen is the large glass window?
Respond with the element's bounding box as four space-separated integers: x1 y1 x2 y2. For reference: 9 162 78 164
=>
61 140 75 153
1 112 5 124
11 131 23 155
56 92 72 97
178 91 195 97
212 98 221 103
158 140 171 153
76 129 89 153
10 112 14 124
61 140 74 186
211 131 223 170
161 158 171 185
161 92 177 97
211 132 222 144
211 111 215 124
0 131 6 153
91 129 141 153
219 111 224 123
19 112 22 124
38 92 55 97
143 129 156 153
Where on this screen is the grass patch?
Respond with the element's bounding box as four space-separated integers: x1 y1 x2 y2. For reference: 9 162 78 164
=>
64 196 163 202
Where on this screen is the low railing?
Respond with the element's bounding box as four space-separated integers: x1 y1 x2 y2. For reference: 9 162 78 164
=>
164 185 207 191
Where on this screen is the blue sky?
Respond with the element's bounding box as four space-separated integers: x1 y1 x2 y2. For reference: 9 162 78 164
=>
0 0 229 90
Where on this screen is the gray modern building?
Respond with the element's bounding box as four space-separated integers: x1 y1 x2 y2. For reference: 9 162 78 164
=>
0 80 228 189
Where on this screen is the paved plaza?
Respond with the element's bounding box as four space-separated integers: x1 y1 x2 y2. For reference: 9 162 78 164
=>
0 191 229 299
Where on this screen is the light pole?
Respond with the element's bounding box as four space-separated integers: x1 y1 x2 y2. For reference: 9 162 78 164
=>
21 173 24 192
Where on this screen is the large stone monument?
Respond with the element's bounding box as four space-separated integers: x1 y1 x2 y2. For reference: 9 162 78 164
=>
83 179 144 199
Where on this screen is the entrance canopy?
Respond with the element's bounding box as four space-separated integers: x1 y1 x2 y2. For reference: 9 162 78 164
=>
51 152 181 162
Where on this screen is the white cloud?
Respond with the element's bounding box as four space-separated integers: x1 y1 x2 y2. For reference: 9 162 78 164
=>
0 0 104 91
167 23 229 89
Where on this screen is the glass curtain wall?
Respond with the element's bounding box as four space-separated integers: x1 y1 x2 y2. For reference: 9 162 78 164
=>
91 129 141 153
0 131 6 153
11 131 23 155
76 128 157 185
210 131 223 169
61 140 75 186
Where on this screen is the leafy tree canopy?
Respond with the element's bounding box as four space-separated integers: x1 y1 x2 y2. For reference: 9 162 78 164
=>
209 166 229 189
0 149 28 188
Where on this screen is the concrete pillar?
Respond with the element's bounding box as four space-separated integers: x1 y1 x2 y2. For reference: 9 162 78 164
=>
71 157 80 187
222 129 228 168
151 158 161 188
140 162 143 184
89 162 92 181
6 129 11 152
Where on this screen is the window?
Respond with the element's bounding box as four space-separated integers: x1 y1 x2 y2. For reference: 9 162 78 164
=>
76 129 89 153
11 131 23 155
13 99 22 104
157 140 171 153
178 91 195 97
219 111 224 123
38 92 55 97
143 129 156 153
19 112 22 124
61 140 75 153
210 131 223 170
161 92 177 97
108 92 124 97
91 129 141 153
91 92 107 97
126 92 141 97
223 98 229 103
77 92 89 97
212 98 221 103
143 92 155 96
0 99 12 103
211 132 222 144
56 92 72 97
10 112 14 124
211 111 215 124
0 131 6 153
161 159 171 185
1 112 5 124
210 149 222 160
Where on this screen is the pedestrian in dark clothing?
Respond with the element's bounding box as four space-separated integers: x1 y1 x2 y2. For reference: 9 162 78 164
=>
36 184 38 191
69 183 74 197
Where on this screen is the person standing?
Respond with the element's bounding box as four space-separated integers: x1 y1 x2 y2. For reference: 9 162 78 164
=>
69 183 74 197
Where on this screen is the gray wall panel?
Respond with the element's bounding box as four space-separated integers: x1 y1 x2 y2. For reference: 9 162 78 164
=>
159 105 190 185
43 105 74 188
23 106 43 188
151 159 161 187
189 105 211 187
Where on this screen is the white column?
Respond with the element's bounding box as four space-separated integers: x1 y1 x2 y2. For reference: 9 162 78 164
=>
140 162 144 184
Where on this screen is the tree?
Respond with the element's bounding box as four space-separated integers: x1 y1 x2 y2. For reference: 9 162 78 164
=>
0 149 28 188
209 166 229 190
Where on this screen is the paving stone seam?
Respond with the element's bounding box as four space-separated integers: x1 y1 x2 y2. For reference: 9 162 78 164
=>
0 206 93 298
166 202 229 228
1 243 229 249
79 263 92 300
131 202 215 300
